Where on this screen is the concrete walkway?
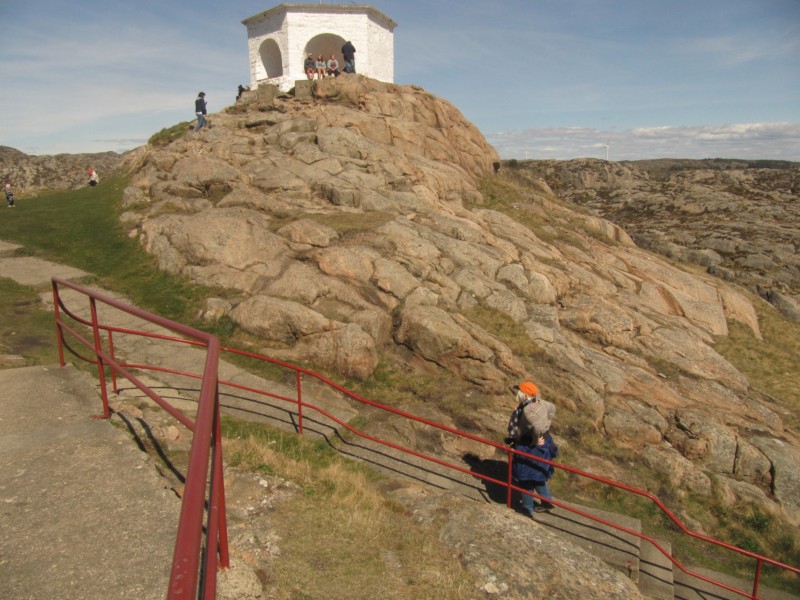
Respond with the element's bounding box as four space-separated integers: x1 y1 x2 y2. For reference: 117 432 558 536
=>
0 365 180 600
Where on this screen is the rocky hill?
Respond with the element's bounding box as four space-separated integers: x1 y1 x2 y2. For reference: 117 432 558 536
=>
5 75 798 591
110 75 800 546
510 158 800 321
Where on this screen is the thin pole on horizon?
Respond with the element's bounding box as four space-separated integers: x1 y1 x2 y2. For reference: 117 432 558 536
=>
605 142 610 161
524 144 528 160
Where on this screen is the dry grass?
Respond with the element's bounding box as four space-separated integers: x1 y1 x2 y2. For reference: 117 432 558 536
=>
713 301 800 432
222 421 478 600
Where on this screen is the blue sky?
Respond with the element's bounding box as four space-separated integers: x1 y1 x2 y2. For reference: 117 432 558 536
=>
1 0 798 160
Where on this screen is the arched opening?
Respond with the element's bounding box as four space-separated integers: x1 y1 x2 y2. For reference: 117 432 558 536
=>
304 33 346 69
259 38 283 79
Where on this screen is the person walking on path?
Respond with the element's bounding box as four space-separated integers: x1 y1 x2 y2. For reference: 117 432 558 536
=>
512 432 558 518
341 40 356 73
193 92 207 137
5 183 15 207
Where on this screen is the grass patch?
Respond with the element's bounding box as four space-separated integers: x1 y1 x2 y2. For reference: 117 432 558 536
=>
0 277 61 365
343 351 492 433
714 305 800 431
148 121 192 147
221 417 477 599
0 174 226 326
473 175 550 236
475 175 603 251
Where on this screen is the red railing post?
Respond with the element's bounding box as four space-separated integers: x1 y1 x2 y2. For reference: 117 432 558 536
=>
88 297 111 419
108 330 119 394
52 283 66 367
168 339 220 600
506 448 514 508
214 386 230 569
296 371 304 434
751 557 763 599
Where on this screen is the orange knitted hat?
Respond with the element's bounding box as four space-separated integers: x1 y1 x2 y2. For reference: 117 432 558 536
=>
518 381 539 396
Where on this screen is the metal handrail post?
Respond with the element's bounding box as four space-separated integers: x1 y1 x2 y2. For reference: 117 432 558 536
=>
89 297 111 419
751 557 763 599
214 385 230 569
506 449 514 508
296 370 304 434
52 283 66 367
108 330 119 394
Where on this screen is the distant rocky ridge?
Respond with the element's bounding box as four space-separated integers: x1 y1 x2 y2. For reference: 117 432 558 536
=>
510 159 800 321
0 145 124 193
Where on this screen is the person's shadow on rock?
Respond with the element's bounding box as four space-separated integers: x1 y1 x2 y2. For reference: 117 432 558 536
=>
463 452 524 511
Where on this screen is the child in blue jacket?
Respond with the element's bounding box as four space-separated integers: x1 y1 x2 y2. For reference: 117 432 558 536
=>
512 432 558 517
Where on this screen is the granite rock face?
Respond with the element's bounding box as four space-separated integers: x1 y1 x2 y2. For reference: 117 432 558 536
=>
117 78 800 528
512 158 800 320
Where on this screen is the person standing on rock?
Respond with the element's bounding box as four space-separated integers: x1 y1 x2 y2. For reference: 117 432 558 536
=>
5 183 15 207
193 92 207 137
341 40 356 73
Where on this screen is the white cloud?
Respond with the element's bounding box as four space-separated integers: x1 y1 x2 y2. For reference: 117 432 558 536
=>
0 11 245 155
487 122 800 161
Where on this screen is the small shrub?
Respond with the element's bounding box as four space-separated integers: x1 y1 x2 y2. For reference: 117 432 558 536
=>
744 510 771 534
733 533 762 555
148 121 192 147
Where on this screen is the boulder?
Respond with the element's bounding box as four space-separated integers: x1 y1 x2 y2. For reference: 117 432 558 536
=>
603 407 663 447
641 445 713 497
391 486 644 599
229 296 333 345
394 305 515 391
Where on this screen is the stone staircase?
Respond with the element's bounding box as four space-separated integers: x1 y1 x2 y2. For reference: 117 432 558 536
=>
530 506 797 600
2 361 798 599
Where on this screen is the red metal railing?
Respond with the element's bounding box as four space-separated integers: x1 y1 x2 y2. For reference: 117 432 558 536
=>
51 278 799 600
51 278 229 600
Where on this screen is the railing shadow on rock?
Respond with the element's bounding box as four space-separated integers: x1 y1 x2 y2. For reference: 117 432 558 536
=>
51 278 799 600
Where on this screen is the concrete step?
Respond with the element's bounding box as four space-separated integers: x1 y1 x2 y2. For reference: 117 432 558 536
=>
529 500 643 582
635 537 799 600
673 564 799 600
639 537 674 599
